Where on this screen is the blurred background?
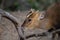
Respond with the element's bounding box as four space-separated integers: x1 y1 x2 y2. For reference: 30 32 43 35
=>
0 0 60 11
0 0 60 40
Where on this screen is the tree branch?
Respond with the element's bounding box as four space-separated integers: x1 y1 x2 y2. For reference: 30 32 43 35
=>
0 9 24 40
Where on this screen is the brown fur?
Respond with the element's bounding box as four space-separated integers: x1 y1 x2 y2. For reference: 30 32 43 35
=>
22 9 41 29
21 9 52 30
46 2 60 29
22 3 60 30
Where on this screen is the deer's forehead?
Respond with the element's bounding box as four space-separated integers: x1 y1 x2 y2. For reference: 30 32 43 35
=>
27 9 35 17
28 11 46 19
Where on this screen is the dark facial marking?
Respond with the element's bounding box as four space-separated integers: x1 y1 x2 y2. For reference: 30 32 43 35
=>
28 18 31 22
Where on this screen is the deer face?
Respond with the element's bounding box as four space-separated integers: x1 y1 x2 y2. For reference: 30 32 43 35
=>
21 9 53 30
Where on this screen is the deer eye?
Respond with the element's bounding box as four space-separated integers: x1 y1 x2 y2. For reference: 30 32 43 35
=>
28 18 31 22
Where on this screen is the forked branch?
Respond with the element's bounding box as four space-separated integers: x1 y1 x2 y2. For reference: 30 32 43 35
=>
0 9 24 40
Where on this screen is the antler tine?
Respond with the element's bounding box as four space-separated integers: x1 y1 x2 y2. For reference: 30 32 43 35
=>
30 9 35 13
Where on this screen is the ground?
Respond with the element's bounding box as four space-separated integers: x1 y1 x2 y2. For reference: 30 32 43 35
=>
0 11 57 40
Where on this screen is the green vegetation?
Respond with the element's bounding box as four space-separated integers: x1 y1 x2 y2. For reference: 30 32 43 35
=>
0 0 60 11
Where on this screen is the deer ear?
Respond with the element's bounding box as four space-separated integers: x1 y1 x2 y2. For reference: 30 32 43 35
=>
38 11 46 20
